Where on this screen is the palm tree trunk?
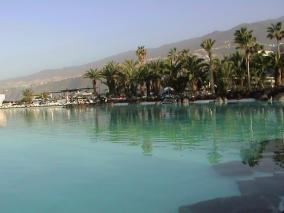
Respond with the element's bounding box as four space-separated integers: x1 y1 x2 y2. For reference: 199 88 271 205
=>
146 81 151 97
192 81 197 95
281 68 284 86
153 79 161 95
276 41 283 86
209 59 215 94
246 55 251 91
275 68 281 87
93 80 97 96
139 83 145 96
240 79 244 91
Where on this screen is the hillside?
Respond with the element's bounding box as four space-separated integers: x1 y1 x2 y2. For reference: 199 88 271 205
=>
1 16 284 100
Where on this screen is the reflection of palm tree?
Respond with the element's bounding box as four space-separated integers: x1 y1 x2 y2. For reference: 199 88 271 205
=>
208 142 222 165
23 109 37 124
142 137 153 156
0 110 7 127
88 104 284 167
240 141 267 167
273 140 284 168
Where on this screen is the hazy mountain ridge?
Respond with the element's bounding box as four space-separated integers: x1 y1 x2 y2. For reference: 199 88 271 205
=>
1 16 284 100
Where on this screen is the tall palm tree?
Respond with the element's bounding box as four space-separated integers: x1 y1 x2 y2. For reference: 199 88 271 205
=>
101 61 120 96
83 68 101 96
201 38 216 94
136 46 147 64
234 28 258 91
267 22 284 85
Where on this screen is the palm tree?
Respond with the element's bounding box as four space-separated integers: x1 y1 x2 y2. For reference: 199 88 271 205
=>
251 52 270 89
136 46 147 64
201 38 216 94
230 51 246 91
163 49 187 93
267 22 284 85
101 61 120 96
22 88 33 104
83 68 101 96
183 55 205 94
120 60 139 97
215 57 234 95
141 60 163 97
137 64 151 97
234 28 258 91
168 48 178 65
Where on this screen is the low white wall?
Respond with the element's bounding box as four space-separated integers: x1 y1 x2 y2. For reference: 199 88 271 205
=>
0 94 5 106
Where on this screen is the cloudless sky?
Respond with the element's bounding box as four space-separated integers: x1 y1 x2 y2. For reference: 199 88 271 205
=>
0 0 284 80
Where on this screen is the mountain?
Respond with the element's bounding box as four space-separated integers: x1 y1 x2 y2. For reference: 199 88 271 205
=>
1 16 284 100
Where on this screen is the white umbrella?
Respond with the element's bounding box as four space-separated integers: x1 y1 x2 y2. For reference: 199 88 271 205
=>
163 87 174 92
163 87 174 96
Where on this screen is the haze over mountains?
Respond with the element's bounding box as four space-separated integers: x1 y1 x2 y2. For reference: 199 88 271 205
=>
1 16 284 100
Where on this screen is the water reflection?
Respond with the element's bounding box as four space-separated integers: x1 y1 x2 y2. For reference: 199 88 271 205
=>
0 110 7 127
2 104 284 213
142 137 153 156
2 103 284 165
91 104 284 161
241 139 284 169
183 138 284 213
207 142 222 165
240 141 268 167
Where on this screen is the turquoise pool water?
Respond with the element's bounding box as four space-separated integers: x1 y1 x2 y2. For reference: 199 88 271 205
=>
0 103 284 213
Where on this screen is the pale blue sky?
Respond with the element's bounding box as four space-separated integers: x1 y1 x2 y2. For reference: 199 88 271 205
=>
0 0 284 80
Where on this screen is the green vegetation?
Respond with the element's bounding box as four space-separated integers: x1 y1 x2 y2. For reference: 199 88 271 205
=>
83 68 102 95
21 88 34 104
267 22 284 85
83 23 284 99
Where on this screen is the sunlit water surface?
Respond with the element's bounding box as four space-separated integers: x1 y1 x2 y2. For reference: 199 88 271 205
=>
0 103 284 213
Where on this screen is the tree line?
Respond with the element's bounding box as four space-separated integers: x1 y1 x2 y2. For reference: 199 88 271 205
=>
84 22 284 99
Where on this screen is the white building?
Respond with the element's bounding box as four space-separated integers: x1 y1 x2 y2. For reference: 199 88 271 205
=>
0 94 5 106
